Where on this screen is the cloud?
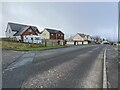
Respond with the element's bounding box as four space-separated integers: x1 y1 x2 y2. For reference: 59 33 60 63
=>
1 2 118 41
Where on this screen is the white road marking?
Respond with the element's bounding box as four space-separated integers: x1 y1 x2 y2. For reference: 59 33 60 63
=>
108 81 111 88
92 47 99 51
87 50 93 53
103 49 108 88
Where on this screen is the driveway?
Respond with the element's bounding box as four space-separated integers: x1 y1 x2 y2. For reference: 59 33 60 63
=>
2 50 25 70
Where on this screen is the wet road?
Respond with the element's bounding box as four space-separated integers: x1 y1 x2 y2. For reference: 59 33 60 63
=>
2 45 105 88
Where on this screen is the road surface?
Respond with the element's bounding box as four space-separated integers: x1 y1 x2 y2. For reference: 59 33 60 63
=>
2 45 105 88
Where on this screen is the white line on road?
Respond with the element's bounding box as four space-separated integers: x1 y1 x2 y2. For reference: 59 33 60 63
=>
108 81 111 88
92 47 99 51
103 49 108 88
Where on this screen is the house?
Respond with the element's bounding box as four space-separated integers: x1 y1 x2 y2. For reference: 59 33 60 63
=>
5 22 41 43
90 36 102 44
40 28 64 40
72 33 91 45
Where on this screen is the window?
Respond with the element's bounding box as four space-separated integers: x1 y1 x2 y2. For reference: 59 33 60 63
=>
58 34 60 36
31 38 33 40
35 37 40 40
51 34 53 36
57 36 61 39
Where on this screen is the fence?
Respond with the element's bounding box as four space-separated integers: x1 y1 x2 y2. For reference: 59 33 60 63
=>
1 38 66 46
42 39 65 47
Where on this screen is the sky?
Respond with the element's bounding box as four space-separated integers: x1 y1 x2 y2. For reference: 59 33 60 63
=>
1 2 118 41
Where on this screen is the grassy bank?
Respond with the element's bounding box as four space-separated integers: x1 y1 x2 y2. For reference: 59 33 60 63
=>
113 45 120 53
118 46 120 53
0 40 67 51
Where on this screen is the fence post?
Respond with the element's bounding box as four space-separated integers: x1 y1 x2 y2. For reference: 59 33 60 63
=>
45 39 47 47
52 41 54 47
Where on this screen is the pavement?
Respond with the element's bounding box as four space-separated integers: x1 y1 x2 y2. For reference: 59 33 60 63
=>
105 45 118 89
2 45 106 88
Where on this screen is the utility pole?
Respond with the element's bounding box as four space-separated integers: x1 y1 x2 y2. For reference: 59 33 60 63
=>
118 2 120 43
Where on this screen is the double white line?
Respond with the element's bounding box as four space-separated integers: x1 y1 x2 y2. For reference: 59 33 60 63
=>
103 49 108 88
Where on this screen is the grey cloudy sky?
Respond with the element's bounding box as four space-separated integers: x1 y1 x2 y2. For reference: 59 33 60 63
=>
1 2 118 41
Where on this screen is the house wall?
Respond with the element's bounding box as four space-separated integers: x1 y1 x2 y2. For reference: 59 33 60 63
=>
50 33 57 40
6 24 16 38
15 36 21 41
87 36 91 41
84 36 88 40
50 32 64 40
73 34 83 41
56 31 64 40
40 29 50 39
21 28 38 40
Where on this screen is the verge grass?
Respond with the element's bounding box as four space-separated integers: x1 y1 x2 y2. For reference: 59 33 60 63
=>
1 40 66 51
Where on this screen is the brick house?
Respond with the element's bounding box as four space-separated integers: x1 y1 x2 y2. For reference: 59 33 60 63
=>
40 28 64 40
5 22 41 41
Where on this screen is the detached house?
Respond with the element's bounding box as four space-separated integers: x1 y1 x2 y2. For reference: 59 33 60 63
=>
40 28 64 40
73 33 91 45
5 22 41 43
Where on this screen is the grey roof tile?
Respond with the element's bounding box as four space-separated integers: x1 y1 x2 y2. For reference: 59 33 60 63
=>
8 22 39 36
45 28 64 34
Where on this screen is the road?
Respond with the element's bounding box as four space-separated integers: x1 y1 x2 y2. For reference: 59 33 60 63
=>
2 45 105 88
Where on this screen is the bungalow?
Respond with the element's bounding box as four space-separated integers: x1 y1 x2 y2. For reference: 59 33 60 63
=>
72 33 91 45
40 28 64 40
5 22 41 43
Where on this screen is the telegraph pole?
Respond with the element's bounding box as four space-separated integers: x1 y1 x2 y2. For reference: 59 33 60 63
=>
118 1 120 42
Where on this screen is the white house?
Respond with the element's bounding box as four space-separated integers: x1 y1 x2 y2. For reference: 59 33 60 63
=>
72 33 91 45
5 22 41 43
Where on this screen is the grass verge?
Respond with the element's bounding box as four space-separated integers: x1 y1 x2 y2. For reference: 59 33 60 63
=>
113 45 120 53
1 40 67 51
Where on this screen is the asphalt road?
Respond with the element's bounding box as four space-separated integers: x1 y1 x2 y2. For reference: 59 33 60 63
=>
2 50 25 70
2 45 105 88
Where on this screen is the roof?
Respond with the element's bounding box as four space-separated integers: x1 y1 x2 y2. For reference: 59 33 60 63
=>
77 33 86 38
45 28 64 34
8 22 40 36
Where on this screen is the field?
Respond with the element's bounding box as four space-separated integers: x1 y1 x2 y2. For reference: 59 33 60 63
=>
0 40 66 51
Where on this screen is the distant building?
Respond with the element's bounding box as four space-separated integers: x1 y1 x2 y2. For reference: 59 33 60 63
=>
5 22 41 43
40 28 64 40
72 33 91 45
90 36 102 44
